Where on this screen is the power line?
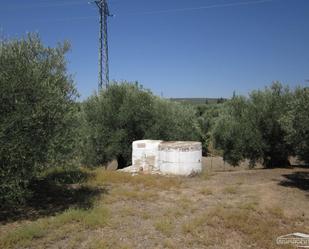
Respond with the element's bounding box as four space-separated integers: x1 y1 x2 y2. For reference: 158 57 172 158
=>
1 0 277 91
0 0 276 18
1 0 275 13
0 0 120 10
12 0 275 24
37 0 87 2
0 0 92 10
126 0 274 16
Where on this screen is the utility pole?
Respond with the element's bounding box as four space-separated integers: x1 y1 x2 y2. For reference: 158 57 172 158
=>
94 0 111 90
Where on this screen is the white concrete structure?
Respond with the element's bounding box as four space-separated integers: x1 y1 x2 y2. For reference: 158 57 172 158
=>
132 140 162 173
131 140 202 176
158 141 202 176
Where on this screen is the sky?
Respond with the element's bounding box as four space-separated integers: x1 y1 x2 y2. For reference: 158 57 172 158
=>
0 0 308 99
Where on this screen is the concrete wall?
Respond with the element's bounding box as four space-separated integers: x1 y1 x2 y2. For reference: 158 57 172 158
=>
132 140 162 173
132 140 202 176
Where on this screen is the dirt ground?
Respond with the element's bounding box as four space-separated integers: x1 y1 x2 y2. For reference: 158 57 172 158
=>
0 158 308 249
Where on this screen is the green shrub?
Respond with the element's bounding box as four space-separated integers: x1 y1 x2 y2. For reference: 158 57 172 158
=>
146 97 200 142
195 103 224 155
281 87 309 164
0 34 78 205
212 82 293 168
81 82 200 167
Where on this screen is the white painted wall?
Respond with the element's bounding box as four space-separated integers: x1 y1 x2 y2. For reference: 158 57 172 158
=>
132 140 202 176
159 149 202 176
132 140 162 173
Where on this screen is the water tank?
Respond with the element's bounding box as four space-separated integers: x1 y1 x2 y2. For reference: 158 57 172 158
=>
158 141 202 176
132 140 162 173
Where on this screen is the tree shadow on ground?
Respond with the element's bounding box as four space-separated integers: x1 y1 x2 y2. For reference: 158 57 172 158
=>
278 171 309 192
0 168 108 224
42 168 91 184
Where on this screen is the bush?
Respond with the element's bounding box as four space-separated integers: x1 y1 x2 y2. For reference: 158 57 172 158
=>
146 97 200 142
195 103 224 156
0 34 78 205
281 87 309 164
212 82 293 168
81 83 155 167
81 82 200 168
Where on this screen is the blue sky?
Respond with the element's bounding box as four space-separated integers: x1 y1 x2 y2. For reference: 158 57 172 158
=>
1 0 308 99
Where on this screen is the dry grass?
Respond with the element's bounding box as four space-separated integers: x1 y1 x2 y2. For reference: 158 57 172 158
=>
181 202 298 249
238 200 259 211
0 169 109 249
199 170 216 180
154 219 174 237
177 197 192 209
0 206 109 248
222 185 239 194
266 206 285 219
118 206 136 218
207 205 286 248
163 207 185 219
89 239 133 249
1 166 308 249
140 211 152 220
199 187 213 195
110 187 158 201
90 169 183 190
162 238 177 249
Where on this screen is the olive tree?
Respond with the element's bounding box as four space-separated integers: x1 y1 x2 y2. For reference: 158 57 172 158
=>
212 82 293 168
0 34 78 205
281 87 309 164
81 82 200 168
146 97 200 142
81 83 155 167
195 103 225 156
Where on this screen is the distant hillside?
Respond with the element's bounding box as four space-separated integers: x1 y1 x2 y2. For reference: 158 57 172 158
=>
170 98 228 105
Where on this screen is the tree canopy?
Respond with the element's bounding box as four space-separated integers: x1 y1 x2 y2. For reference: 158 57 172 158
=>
0 34 78 204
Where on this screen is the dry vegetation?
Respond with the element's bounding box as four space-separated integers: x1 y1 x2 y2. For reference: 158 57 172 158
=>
0 159 308 249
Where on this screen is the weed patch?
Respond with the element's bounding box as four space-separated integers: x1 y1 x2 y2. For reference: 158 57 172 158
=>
154 219 174 237
89 238 132 249
90 169 183 190
0 206 109 248
222 186 238 194
267 206 285 219
111 187 158 201
200 171 215 180
199 187 213 195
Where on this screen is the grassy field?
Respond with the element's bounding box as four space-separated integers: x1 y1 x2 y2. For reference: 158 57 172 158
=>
0 161 308 249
